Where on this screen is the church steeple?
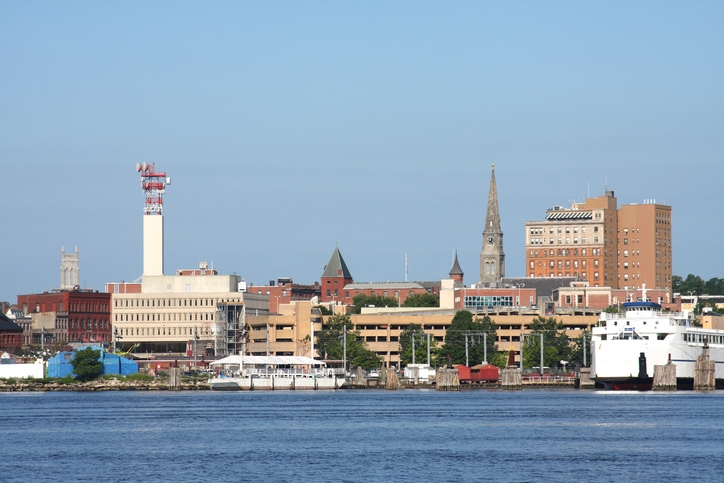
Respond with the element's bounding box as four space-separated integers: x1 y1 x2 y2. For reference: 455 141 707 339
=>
479 164 505 286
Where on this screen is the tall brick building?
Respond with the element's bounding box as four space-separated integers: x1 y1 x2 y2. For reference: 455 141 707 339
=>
525 191 672 290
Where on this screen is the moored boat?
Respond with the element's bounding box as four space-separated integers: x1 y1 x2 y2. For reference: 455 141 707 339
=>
591 291 724 390
208 355 344 391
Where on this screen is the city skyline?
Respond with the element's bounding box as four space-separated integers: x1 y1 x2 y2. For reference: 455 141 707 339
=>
2 2 723 301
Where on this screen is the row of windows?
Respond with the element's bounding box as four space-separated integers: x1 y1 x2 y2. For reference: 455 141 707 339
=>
114 312 215 322
530 259 598 269
69 302 109 312
464 295 514 308
529 248 601 258
529 236 597 245
529 226 598 235
683 333 724 345
114 297 241 308
117 326 212 337
69 319 109 330
529 272 599 281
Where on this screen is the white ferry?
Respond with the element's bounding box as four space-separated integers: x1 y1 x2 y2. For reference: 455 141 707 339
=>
591 296 724 390
208 355 345 391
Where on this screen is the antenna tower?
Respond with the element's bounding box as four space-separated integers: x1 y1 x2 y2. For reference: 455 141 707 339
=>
136 162 171 215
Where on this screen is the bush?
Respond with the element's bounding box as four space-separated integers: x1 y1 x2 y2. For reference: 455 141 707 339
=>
70 347 104 382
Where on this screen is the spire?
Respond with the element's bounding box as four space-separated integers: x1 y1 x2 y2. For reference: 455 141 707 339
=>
485 163 501 234
480 164 505 285
449 250 464 284
322 246 352 279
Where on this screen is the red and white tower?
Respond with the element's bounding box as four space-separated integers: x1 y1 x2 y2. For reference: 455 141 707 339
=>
136 162 171 277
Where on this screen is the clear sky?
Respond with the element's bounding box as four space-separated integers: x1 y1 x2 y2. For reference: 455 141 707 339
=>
2 1 723 302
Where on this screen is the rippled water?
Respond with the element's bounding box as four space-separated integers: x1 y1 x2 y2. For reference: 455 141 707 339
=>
3 389 724 482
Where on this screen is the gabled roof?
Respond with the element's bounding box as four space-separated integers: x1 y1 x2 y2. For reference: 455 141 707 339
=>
0 313 23 332
322 246 352 279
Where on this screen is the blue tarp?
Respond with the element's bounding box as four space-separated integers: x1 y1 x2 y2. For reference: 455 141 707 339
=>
47 346 138 378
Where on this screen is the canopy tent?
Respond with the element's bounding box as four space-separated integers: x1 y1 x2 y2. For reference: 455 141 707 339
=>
210 355 325 366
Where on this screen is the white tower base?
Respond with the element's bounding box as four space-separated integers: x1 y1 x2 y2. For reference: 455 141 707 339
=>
143 215 164 276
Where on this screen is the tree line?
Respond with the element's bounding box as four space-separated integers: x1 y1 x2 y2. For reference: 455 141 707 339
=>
673 274 724 296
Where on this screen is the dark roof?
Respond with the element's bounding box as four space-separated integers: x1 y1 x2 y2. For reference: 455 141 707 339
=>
501 277 578 298
0 313 23 333
322 246 353 279
449 252 464 276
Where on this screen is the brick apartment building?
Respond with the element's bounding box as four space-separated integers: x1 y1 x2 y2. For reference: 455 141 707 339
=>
525 191 672 290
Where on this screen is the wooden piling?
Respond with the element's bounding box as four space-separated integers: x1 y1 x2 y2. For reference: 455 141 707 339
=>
436 368 460 391
694 344 715 391
652 363 676 391
385 367 400 390
577 368 595 389
500 367 522 390
168 367 181 390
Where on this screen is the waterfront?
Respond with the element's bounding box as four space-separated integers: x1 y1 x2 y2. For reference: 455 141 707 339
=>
3 389 724 482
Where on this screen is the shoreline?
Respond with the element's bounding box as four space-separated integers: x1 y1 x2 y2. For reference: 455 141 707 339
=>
0 379 581 392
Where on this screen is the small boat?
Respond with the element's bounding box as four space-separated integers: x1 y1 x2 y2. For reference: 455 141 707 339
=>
208 355 345 391
591 289 724 390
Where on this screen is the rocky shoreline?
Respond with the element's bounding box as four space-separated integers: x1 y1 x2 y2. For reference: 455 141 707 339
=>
0 379 211 392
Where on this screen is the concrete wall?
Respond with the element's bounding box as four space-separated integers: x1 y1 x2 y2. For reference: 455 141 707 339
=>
0 362 45 379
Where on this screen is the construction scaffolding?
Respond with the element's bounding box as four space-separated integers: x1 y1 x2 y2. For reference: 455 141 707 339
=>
215 302 247 357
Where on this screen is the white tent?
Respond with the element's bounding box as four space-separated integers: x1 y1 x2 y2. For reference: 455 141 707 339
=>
210 355 325 366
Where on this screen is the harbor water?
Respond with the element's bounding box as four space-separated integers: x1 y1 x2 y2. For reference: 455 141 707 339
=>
3 389 724 482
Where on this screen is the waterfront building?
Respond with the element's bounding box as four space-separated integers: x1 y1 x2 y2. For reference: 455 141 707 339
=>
252 295 596 367
109 264 256 356
16 246 111 346
479 164 505 286
105 165 258 358
320 246 354 303
525 191 672 290
16 289 111 345
617 201 672 290
245 277 321 314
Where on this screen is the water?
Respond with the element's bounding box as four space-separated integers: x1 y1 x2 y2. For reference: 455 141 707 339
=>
3 389 724 482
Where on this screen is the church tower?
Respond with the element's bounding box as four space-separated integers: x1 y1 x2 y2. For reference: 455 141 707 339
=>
60 245 79 290
479 164 505 286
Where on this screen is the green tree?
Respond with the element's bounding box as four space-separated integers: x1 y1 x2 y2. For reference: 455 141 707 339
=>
569 330 591 368
437 311 497 366
522 316 572 370
70 347 104 382
402 293 439 308
704 277 724 295
488 351 509 369
315 314 380 370
399 324 439 366
603 305 620 314
351 294 399 314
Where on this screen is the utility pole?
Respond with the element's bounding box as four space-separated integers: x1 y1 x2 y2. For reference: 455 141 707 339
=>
193 326 198 369
427 332 431 367
412 335 416 365
343 324 347 374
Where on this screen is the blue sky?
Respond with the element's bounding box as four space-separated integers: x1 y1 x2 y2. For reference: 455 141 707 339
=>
2 1 723 301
